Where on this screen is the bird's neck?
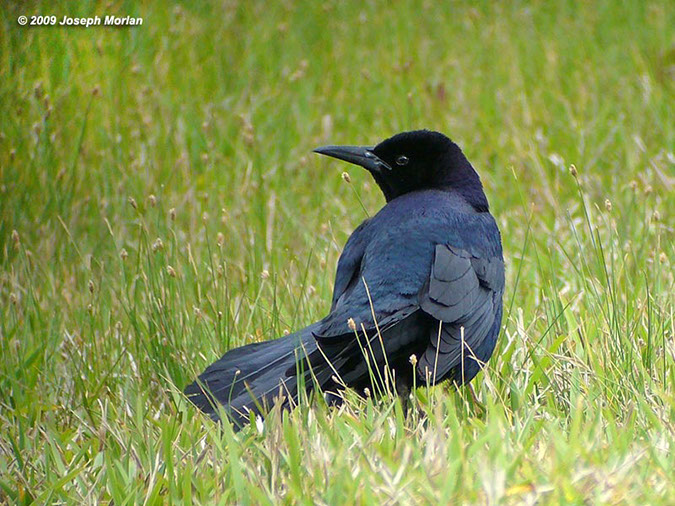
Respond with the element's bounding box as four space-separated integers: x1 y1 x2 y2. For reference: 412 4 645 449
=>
441 151 490 212
373 176 404 203
376 177 489 212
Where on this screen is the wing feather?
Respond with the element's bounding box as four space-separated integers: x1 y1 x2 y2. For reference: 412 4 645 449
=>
418 244 504 383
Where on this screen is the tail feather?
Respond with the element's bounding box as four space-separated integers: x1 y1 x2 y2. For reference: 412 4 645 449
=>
184 309 431 427
184 322 327 426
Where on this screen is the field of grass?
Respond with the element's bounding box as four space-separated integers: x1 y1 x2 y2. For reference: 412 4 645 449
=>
1 0 674 503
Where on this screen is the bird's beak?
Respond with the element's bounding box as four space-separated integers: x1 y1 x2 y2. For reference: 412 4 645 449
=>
313 145 392 173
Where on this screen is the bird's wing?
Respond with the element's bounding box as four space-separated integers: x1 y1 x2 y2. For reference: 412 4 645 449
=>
417 244 504 383
330 219 371 311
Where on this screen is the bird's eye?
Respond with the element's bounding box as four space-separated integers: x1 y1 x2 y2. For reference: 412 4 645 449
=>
396 155 409 166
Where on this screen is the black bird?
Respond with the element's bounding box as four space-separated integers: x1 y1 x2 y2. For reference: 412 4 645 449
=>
184 130 504 426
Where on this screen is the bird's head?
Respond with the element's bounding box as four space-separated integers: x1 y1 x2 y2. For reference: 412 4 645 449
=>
314 130 489 211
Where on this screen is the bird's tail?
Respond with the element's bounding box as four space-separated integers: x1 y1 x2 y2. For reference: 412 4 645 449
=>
183 322 331 427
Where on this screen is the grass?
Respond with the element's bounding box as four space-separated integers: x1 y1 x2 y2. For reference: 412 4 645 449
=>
1 0 673 503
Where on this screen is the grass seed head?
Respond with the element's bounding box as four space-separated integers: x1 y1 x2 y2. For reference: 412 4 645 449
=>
11 229 20 248
128 196 137 209
34 81 43 99
347 318 356 331
341 172 351 183
167 265 176 278
148 194 157 207
605 199 612 212
169 208 176 221
120 248 128 261
152 238 164 252
569 164 578 177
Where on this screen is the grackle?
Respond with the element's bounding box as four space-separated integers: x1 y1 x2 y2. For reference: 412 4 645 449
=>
184 130 504 427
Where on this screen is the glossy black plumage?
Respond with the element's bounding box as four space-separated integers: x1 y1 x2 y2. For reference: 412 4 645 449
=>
184 130 504 427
